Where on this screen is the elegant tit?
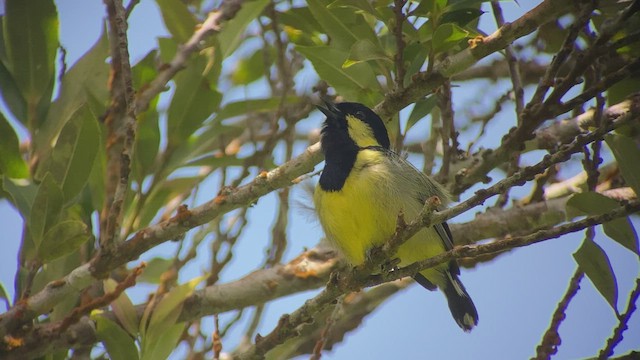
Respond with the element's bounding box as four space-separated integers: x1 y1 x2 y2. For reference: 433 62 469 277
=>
313 100 478 331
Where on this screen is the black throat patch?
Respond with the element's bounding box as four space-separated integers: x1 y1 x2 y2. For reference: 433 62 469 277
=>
318 124 358 192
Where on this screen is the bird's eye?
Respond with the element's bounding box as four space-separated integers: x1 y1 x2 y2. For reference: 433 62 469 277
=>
355 111 365 119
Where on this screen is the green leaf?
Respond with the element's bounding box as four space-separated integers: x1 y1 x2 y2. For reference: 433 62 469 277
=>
605 134 640 196
216 97 298 121
148 277 201 331
132 51 160 181
2 177 37 220
343 39 391 68
0 113 29 178
217 0 270 58
295 45 380 104
432 23 469 53
573 239 618 313
141 323 184 360
29 173 63 249
35 105 101 201
0 282 9 309
34 28 109 162
95 315 140 360
138 257 174 284
567 192 639 254
307 0 377 51
230 49 269 85
278 7 323 35
155 0 197 44
167 56 221 147
406 96 437 133
3 0 58 127
104 279 139 337
141 277 201 357
38 220 90 262
0 58 27 122
440 8 484 26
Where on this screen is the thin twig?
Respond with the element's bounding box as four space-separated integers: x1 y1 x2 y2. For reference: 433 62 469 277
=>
598 278 640 359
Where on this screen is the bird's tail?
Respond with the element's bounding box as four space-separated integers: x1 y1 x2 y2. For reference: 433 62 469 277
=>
442 271 478 332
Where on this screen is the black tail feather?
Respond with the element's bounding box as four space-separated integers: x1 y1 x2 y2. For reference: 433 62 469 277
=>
442 271 478 332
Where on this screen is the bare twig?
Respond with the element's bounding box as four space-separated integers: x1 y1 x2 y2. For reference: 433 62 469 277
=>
598 278 640 359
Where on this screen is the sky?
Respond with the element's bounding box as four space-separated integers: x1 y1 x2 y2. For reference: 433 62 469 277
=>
0 0 639 359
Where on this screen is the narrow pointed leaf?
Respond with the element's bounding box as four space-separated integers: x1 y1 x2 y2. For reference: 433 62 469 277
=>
29 173 63 249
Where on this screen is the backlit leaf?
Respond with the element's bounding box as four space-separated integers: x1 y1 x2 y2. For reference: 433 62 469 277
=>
0 113 28 178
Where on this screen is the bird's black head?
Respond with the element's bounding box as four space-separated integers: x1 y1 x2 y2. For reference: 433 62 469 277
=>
317 100 391 150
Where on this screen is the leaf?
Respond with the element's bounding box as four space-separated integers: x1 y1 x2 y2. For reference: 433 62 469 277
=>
343 39 391 68
0 113 29 178
38 220 90 262
567 192 639 254
3 0 58 127
217 0 270 58
167 56 221 148
605 134 640 196
34 28 109 164
29 173 63 249
230 49 269 85
95 315 140 360
2 177 37 220
216 97 298 121
406 96 437 133
104 279 139 337
440 8 485 27
132 51 160 181
138 258 174 284
307 0 363 50
35 105 101 201
0 282 10 309
141 277 201 357
141 323 184 360
148 277 201 331
155 0 197 44
0 58 27 122
573 239 618 313
295 45 380 104
432 23 469 53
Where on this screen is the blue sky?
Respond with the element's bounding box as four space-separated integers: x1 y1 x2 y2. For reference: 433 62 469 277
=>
0 1 638 359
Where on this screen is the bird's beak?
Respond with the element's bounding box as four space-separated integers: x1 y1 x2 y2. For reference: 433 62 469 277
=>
316 97 340 117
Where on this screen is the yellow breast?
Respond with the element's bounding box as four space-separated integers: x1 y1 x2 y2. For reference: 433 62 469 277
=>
314 150 397 265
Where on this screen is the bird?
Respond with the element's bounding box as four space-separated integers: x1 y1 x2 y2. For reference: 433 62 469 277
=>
313 99 478 331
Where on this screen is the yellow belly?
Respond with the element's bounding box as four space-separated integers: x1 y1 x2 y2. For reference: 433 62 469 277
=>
314 150 448 284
